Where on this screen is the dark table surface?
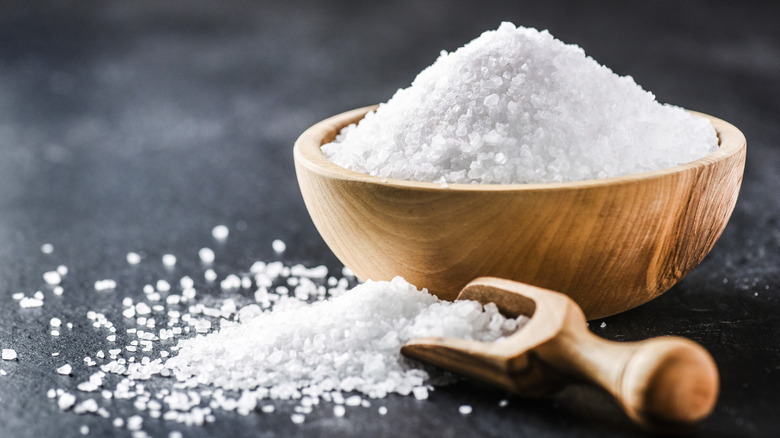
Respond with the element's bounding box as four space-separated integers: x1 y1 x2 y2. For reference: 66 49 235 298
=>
0 1 778 437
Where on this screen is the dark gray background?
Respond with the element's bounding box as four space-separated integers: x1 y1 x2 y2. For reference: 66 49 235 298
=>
0 1 778 437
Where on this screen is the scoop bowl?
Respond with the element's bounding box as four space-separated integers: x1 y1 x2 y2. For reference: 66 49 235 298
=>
293 106 746 319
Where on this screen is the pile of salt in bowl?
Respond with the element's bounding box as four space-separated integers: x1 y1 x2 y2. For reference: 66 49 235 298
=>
5 227 527 437
323 22 718 184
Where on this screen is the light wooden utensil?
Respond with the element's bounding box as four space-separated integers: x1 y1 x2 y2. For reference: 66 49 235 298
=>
294 106 746 319
401 277 719 429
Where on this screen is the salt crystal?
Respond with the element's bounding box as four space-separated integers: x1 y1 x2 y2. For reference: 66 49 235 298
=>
290 413 305 424
44 271 62 285
204 269 217 282
412 386 428 400
2 349 17 360
162 254 177 267
57 265 68 276
333 405 346 417
272 239 286 253
79 425 89 435
51 317 62 327
127 252 142 265
41 243 54 254
323 22 717 184
95 279 117 291
53 286 64 296
600 322 606 328
459 405 473 415
211 225 229 240
58 392 77 410
127 415 143 430
57 364 73 375
378 406 387 415
198 248 215 264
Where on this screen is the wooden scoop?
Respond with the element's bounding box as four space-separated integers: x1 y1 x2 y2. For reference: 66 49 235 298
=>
401 277 719 429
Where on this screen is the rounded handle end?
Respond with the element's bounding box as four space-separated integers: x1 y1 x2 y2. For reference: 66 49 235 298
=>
619 337 719 428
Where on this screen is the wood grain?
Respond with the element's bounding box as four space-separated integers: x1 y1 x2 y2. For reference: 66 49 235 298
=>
294 106 746 319
401 278 719 429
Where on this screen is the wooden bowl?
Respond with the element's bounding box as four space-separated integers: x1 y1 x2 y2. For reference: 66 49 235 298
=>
294 106 746 319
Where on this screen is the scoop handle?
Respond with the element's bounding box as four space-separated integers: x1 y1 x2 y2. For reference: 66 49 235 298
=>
545 326 720 428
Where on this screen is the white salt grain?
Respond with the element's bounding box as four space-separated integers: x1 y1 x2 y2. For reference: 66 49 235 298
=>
198 247 215 263
459 405 473 415
59 393 77 410
57 364 73 375
212 225 229 240
127 415 143 431
290 413 305 424
95 279 117 291
20 297 44 308
272 239 286 253
41 243 54 254
378 406 387 415
57 265 69 276
79 425 89 435
600 322 607 328
2 349 17 360
162 254 177 267
44 271 62 285
333 405 346 417
127 252 142 265
323 22 717 184
51 317 62 327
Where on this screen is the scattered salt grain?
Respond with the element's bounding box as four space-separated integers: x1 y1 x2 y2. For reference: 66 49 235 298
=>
600 322 607 328
204 269 217 282
95 279 117 291
127 252 142 265
53 286 64 296
57 364 73 375
272 239 286 253
333 405 346 417
156 280 171 292
12 292 24 300
44 271 62 285
412 387 429 400
2 349 17 360
161 254 177 268
290 413 305 424
378 406 387 415
498 399 509 407
57 265 69 276
198 247 215 264
80 425 89 435
323 22 717 184
58 392 77 410
41 243 54 254
20 297 44 308
51 317 62 327
459 405 473 415
212 225 229 240
127 415 143 431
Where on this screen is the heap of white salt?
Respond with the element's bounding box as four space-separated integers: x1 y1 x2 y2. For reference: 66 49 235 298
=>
164 277 526 400
323 22 718 184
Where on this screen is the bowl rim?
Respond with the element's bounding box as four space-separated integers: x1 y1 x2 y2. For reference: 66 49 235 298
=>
294 105 746 192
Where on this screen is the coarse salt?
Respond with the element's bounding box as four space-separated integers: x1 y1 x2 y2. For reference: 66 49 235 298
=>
323 22 717 184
